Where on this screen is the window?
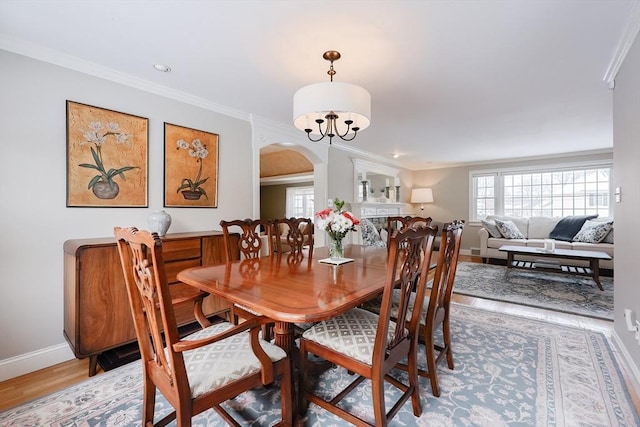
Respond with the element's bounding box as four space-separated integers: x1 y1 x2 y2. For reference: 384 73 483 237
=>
470 163 612 220
286 186 314 219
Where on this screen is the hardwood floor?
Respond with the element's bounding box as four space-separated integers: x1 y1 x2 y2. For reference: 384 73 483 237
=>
1 255 638 414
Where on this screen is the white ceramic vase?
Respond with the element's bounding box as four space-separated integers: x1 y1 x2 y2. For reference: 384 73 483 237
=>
148 210 172 237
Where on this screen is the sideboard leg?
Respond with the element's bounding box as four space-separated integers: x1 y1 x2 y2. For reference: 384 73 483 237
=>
88 355 99 377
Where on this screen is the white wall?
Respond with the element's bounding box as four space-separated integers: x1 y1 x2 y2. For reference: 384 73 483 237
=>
0 51 254 377
612 32 640 380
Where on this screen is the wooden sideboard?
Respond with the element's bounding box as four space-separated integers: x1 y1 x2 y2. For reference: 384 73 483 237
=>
63 230 238 376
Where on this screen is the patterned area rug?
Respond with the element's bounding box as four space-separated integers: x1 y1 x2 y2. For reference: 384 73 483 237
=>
1 305 637 426
452 262 614 320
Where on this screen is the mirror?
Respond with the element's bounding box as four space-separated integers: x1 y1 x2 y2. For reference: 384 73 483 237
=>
352 159 400 203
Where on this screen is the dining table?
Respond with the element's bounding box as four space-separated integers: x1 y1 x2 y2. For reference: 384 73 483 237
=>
176 244 389 356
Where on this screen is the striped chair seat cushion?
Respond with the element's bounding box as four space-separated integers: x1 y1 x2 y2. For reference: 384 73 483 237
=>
173 322 287 398
302 308 404 365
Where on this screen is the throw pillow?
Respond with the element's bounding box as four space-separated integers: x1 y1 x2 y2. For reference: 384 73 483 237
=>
573 220 613 243
549 214 598 241
494 219 525 239
481 219 503 238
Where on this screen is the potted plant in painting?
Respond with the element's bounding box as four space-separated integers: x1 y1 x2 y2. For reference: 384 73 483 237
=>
176 138 209 200
78 121 138 199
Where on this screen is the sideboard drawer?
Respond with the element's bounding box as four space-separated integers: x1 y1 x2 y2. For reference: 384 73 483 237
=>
166 258 201 284
163 239 201 262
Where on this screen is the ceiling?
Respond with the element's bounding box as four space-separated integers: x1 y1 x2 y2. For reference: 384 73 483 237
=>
1 1 637 170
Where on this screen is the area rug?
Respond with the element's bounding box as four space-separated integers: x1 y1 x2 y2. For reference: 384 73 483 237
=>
2 305 637 426
452 262 614 320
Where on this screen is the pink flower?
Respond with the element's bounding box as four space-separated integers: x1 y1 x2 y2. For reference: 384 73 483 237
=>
343 212 359 226
315 208 333 219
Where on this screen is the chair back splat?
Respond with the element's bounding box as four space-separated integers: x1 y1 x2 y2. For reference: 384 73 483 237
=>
220 218 273 262
299 224 438 426
272 217 314 262
386 215 432 248
114 226 292 427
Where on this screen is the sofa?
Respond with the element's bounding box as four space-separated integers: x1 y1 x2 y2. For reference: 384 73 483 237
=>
478 215 614 270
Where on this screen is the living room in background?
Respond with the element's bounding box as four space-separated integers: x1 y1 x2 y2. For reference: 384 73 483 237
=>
470 162 613 221
285 186 315 218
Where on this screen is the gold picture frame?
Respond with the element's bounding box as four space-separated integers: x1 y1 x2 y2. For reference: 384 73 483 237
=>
164 123 219 208
66 101 148 207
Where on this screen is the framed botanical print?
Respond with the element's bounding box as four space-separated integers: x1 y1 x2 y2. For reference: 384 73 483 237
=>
164 123 219 207
66 101 148 207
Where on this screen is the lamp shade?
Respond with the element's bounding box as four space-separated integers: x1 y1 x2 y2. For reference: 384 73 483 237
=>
293 81 371 136
411 188 434 204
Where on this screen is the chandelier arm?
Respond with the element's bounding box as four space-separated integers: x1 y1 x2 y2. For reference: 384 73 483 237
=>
305 129 327 143
337 128 358 142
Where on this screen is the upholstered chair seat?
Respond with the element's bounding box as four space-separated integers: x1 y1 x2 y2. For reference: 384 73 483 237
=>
301 308 402 365
174 323 287 397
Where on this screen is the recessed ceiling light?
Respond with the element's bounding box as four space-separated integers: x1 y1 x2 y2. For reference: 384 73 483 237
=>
153 64 171 73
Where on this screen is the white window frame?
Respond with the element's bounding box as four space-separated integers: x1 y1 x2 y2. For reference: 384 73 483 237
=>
469 160 613 222
285 186 315 219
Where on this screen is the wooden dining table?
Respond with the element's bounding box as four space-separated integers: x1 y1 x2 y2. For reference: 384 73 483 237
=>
177 245 389 356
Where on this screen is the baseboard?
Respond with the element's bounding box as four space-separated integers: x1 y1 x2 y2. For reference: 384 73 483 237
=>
0 343 74 382
611 330 640 399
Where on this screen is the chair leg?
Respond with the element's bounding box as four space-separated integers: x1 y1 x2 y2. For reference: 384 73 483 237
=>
175 406 192 427
280 359 294 426
372 375 387 427
443 317 454 370
424 333 440 397
142 378 156 426
297 343 309 416
407 343 422 416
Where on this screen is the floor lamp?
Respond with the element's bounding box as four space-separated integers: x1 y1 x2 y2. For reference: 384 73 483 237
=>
410 188 434 213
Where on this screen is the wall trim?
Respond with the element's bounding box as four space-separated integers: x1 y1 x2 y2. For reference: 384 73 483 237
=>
603 1 640 88
0 344 74 382
611 330 640 401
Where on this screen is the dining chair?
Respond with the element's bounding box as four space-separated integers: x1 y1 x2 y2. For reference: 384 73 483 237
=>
220 218 273 262
386 215 433 248
220 218 274 326
394 219 465 397
298 224 438 426
113 227 292 427
272 217 314 262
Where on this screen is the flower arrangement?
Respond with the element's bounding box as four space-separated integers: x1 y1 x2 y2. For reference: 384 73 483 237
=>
78 121 137 199
315 198 360 259
176 138 209 200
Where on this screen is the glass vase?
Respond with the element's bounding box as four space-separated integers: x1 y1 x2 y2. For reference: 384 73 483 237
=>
329 236 345 260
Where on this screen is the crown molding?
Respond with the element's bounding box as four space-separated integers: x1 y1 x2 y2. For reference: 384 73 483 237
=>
0 35 250 121
603 1 640 89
